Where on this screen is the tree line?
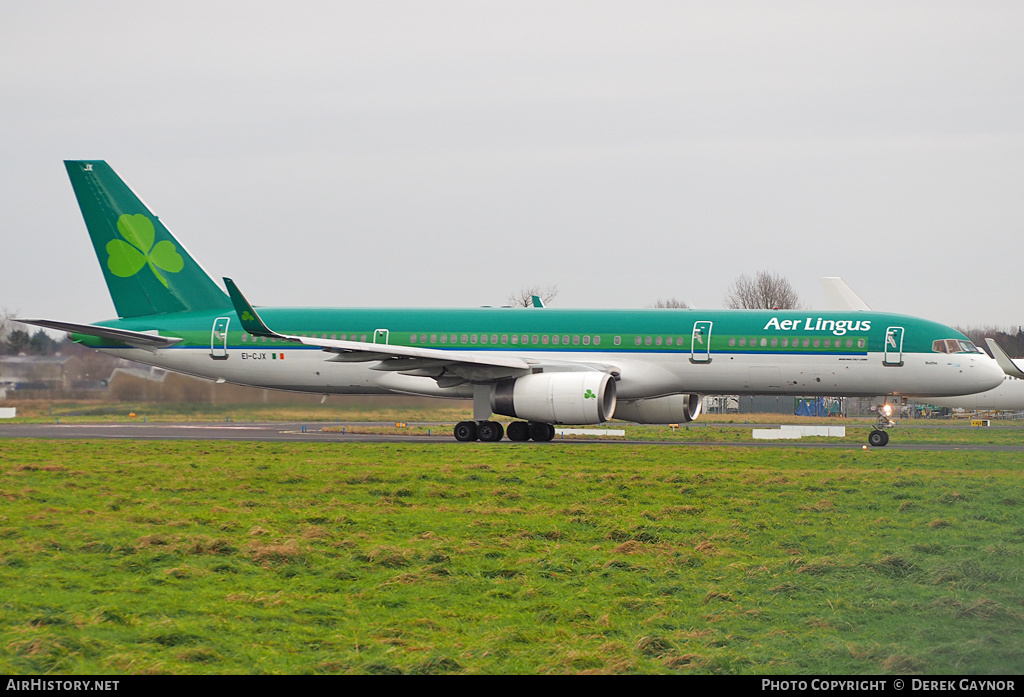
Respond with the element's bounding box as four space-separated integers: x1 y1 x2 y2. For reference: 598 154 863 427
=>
0 309 63 356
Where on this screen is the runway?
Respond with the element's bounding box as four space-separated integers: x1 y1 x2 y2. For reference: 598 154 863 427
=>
3 421 1024 451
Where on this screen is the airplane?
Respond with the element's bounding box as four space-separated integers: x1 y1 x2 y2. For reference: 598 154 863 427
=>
920 339 1024 412
18 161 1007 446
821 277 1024 414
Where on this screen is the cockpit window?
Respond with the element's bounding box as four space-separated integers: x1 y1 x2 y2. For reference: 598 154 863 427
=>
933 338 981 354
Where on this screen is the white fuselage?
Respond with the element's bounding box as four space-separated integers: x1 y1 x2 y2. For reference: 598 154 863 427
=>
100 342 1004 403
918 373 1024 411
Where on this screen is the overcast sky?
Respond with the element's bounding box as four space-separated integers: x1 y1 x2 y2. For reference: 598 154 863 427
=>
3 1 1023 331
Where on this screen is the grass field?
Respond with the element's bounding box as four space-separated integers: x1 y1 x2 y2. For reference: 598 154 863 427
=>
1 437 1022 675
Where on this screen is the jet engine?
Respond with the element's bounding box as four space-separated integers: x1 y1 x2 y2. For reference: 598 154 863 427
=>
490 372 616 425
613 393 702 424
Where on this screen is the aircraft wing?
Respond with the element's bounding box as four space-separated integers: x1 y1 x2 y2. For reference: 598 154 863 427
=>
16 319 183 350
985 338 1024 379
223 278 542 382
820 277 872 311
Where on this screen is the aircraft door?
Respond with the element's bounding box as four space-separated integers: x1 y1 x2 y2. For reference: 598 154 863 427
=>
211 317 230 360
690 321 713 363
883 326 904 366
374 329 389 344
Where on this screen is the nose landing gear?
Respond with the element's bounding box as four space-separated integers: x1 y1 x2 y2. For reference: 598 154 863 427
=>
869 402 897 447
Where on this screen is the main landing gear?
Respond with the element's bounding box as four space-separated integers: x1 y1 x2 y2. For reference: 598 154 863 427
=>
453 420 555 442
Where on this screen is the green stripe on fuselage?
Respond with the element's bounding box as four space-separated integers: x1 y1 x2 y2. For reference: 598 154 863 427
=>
72 308 966 357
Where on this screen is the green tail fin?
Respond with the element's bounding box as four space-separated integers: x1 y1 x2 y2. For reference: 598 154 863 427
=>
65 160 232 318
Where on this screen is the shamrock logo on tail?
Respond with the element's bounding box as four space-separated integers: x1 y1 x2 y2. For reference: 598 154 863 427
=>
106 214 184 287
241 311 255 322
584 389 596 400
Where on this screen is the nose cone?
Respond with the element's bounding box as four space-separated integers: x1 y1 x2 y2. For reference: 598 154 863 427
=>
976 353 1006 392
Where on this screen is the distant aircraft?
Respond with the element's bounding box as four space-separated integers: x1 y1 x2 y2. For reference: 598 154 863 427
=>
18 162 1006 445
921 340 1024 411
821 277 1024 413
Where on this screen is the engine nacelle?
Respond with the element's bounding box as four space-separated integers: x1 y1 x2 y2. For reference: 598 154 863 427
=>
490 372 616 425
613 393 702 424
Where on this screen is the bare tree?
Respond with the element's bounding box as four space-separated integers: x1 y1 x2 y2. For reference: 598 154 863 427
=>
0 306 16 344
724 271 801 310
651 297 690 308
507 285 558 307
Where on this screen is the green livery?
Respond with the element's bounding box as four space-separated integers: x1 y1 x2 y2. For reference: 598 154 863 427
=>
65 161 232 317
18 160 1009 445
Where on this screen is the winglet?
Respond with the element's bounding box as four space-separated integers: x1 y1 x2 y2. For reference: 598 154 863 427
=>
223 277 278 338
820 277 872 311
531 295 545 308
985 338 1024 379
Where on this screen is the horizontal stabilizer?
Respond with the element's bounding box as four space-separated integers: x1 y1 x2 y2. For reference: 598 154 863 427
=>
17 319 182 350
985 338 1024 379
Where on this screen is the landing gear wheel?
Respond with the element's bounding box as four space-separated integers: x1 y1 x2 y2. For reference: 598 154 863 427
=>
868 430 889 447
454 421 479 442
506 421 530 442
477 421 504 442
529 421 555 442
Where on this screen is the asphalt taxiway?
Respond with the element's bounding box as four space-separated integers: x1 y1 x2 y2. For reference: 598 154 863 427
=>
3 422 1023 451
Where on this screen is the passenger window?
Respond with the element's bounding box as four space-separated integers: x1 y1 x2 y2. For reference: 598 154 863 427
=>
583 335 591 345
594 335 601 346
614 336 621 345
760 338 767 347
729 337 736 347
